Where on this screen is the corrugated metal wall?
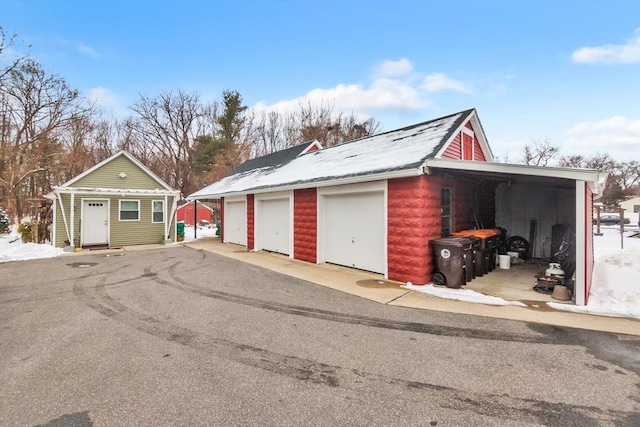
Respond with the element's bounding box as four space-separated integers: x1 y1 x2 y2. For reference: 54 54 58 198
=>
495 183 575 258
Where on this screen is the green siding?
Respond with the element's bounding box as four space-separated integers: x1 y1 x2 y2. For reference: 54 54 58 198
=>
73 155 163 190
110 196 176 246
53 194 177 248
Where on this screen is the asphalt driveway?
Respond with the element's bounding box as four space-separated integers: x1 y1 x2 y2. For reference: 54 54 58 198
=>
1 246 639 426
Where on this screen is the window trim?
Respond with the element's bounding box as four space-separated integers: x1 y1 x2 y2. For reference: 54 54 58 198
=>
119 199 140 221
151 200 164 224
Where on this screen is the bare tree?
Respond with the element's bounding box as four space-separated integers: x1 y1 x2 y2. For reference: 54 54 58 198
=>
519 138 560 166
129 90 203 196
0 58 91 223
0 26 30 85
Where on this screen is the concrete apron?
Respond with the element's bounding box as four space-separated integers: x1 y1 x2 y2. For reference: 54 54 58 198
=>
64 238 640 336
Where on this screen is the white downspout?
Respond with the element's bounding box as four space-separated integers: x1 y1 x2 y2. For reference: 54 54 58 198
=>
70 193 75 248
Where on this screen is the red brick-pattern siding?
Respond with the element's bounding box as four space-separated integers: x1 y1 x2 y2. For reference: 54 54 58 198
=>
442 132 462 159
388 176 443 284
220 197 225 242
294 188 317 262
247 194 254 250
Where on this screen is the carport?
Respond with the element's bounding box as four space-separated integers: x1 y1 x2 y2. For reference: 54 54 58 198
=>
424 158 604 306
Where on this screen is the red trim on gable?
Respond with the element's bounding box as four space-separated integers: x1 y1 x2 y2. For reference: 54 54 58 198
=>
462 133 473 160
294 188 317 262
305 145 319 153
247 194 255 250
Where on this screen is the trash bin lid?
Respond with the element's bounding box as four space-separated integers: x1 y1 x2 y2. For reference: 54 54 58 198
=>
452 229 500 238
430 237 472 249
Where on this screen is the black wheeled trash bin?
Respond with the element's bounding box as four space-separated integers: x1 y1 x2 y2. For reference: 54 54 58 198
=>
430 237 472 289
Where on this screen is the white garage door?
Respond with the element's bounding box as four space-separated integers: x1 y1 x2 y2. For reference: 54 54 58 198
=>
224 200 247 246
322 192 385 274
258 198 290 255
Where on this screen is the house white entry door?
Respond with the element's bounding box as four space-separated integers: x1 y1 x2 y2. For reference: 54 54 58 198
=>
322 191 385 274
258 198 290 255
82 200 109 246
224 200 247 246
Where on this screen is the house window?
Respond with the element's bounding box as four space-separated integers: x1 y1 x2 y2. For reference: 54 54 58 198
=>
119 200 140 221
441 188 452 237
152 200 164 223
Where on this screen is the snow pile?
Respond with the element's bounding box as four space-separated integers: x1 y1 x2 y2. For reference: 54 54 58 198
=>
403 283 527 307
548 228 640 319
0 226 63 263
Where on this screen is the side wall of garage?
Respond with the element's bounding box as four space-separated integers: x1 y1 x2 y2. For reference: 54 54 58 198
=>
388 176 440 284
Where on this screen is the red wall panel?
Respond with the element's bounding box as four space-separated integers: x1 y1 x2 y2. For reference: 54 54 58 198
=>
294 188 317 262
442 132 462 159
388 176 443 284
247 194 255 250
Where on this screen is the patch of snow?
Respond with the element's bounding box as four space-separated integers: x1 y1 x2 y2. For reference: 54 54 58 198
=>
403 283 527 306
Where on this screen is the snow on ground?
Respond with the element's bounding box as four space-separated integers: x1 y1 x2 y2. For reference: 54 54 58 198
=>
1 223 638 319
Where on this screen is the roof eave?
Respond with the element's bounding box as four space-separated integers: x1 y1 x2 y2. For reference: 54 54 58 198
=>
423 158 601 185
188 168 423 200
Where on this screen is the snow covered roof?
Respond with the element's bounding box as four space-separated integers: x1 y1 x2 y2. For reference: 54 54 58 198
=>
230 140 322 175
189 109 477 199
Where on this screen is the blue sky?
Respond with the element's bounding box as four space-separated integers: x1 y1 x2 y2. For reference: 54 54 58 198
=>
2 0 639 162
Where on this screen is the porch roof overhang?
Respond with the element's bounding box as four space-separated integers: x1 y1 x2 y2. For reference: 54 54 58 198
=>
423 159 604 195
45 186 181 200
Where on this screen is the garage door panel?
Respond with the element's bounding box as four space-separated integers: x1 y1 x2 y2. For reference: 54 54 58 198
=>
225 201 247 246
259 198 290 255
323 192 385 274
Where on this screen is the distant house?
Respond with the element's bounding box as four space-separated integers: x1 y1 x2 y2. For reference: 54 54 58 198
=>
620 196 640 221
189 109 603 306
176 201 215 226
46 151 180 249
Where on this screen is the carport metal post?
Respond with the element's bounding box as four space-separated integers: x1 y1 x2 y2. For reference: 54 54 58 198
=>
619 207 624 249
194 200 197 240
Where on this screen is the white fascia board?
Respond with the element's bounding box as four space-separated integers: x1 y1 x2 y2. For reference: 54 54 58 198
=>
52 187 181 196
188 168 422 200
423 158 601 184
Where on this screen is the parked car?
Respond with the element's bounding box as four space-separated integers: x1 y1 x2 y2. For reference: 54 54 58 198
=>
593 213 630 225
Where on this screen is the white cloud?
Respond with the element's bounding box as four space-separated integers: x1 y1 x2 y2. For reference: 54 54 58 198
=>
253 77 426 117
76 42 99 58
88 86 117 107
565 116 640 150
571 28 640 64
376 58 413 77
421 72 473 94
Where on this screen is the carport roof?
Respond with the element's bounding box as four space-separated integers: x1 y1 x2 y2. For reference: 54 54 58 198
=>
424 158 604 193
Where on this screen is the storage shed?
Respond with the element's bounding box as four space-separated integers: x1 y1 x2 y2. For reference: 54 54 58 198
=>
189 109 602 306
46 151 181 250
176 201 215 226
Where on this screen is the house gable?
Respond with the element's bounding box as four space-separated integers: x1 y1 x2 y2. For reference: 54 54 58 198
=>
61 151 174 191
436 110 493 162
